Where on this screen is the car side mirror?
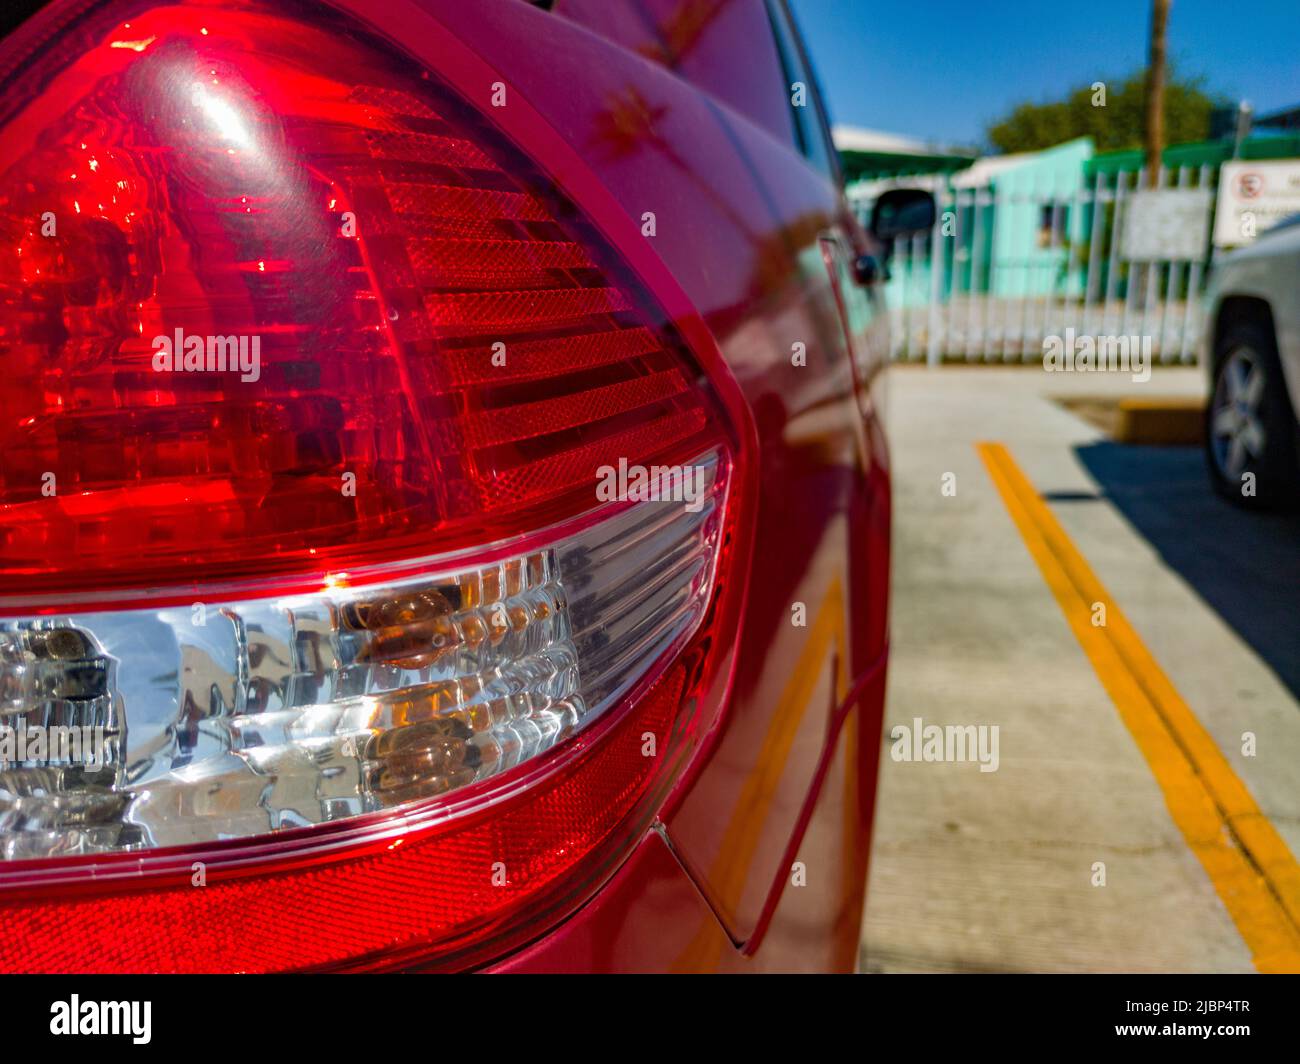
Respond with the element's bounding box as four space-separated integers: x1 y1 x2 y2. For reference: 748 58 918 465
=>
869 188 937 247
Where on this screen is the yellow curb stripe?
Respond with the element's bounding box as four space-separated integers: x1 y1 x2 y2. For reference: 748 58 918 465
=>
977 440 1300 974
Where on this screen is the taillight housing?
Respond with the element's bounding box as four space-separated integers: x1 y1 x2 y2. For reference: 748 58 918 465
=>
0 0 751 972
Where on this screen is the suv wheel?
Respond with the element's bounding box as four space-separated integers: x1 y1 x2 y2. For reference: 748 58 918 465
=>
1205 318 1300 509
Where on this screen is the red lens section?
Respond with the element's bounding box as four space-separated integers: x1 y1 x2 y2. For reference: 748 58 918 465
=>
0 1 721 597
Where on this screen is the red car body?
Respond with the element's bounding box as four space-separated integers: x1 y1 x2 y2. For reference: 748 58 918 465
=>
0 0 889 973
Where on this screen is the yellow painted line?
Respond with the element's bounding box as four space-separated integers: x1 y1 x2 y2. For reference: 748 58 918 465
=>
977 441 1300 973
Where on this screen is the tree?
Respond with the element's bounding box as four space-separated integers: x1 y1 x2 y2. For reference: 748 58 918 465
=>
986 68 1225 155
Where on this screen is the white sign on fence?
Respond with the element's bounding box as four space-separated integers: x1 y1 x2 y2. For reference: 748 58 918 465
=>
1122 188 1211 260
1213 159 1300 247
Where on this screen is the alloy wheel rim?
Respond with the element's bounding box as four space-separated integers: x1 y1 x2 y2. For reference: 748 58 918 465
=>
1211 345 1267 480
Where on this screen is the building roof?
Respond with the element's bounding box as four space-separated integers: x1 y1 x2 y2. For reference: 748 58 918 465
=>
1257 105 1300 132
949 151 1039 187
832 125 935 155
950 137 1094 188
833 125 976 182
1087 134 1300 176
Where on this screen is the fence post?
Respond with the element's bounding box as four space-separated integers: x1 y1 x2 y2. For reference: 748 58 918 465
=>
1179 164 1213 363
927 188 945 366
966 187 986 361
1083 170 1107 336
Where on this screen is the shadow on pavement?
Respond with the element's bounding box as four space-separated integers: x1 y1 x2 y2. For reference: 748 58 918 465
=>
1075 441 1300 702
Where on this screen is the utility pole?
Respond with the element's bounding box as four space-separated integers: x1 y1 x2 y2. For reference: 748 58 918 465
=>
1233 100 1254 158
1144 0 1171 188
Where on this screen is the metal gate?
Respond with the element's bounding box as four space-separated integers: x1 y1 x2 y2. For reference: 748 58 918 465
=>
881 164 1218 365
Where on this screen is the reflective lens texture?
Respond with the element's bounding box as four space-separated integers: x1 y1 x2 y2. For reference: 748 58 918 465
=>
0 0 721 595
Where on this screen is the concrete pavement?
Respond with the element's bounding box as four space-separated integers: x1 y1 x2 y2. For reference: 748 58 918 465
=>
861 365 1300 973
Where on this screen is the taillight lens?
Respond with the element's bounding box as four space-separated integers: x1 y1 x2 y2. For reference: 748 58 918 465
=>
0 0 720 596
0 0 745 972
0 460 726 858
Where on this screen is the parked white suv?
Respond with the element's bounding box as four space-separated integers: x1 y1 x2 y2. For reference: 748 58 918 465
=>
1203 217 1300 509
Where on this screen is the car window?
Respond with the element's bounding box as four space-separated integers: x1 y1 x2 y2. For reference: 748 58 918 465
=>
766 0 841 185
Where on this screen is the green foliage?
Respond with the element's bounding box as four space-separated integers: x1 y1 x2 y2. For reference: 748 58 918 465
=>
986 70 1227 154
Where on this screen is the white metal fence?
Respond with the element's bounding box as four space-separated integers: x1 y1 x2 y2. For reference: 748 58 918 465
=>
881 164 1218 365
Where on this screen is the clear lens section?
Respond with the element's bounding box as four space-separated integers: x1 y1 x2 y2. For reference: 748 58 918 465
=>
0 454 724 859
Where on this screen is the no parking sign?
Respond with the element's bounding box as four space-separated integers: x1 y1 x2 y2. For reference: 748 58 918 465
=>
1213 159 1300 247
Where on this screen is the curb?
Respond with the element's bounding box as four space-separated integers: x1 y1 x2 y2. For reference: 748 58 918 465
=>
1114 397 1205 445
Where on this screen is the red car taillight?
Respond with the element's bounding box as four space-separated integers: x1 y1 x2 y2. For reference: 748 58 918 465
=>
0 0 747 972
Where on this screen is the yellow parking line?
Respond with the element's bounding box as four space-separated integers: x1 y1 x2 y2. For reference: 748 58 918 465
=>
977 441 1300 974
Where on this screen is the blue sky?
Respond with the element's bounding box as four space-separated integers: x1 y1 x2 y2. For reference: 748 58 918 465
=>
790 0 1300 148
